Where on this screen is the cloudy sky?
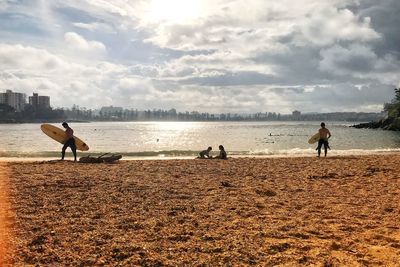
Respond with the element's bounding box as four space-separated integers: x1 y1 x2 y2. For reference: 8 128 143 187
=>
0 0 399 113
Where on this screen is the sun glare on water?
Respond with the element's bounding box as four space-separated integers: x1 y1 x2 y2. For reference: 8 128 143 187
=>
145 0 204 23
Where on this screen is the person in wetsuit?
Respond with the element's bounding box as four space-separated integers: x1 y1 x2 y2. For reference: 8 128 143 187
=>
61 122 77 161
199 146 212 158
215 145 227 159
317 122 331 157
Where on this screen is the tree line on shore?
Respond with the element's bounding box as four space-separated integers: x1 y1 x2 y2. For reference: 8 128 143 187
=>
353 88 400 131
0 103 387 123
0 104 64 123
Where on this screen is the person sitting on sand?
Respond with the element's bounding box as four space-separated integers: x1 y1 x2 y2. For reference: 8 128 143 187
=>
214 145 227 159
61 122 77 162
199 146 213 158
316 122 331 157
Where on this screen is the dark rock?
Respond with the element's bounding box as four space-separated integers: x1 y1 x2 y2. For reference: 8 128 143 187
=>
352 116 400 131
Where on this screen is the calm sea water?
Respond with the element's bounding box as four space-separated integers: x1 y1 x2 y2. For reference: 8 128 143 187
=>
1 121 400 158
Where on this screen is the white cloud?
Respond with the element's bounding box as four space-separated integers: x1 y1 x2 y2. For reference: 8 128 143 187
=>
296 6 380 46
0 43 157 108
64 32 106 53
139 1 379 52
0 0 399 113
72 22 116 33
0 43 67 73
0 1 8 11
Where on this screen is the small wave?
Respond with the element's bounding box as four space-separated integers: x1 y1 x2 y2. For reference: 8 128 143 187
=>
0 150 203 158
247 148 400 156
1 148 400 159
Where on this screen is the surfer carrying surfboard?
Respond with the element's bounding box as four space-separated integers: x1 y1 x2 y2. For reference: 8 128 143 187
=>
61 122 77 161
317 122 331 157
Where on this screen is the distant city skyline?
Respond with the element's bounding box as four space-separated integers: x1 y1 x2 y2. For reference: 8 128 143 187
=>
0 1 399 113
0 89 50 112
0 89 386 123
0 88 390 115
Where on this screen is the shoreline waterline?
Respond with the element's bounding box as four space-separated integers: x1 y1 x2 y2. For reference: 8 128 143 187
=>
1 150 399 162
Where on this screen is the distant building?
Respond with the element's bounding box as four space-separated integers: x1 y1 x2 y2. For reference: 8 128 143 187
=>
292 110 301 120
29 93 51 110
100 106 123 114
0 93 5 104
39 96 50 109
0 90 26 112
29 93 39 108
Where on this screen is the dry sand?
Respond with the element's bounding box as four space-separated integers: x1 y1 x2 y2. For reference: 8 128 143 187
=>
0 163 13 265
2 155 400 266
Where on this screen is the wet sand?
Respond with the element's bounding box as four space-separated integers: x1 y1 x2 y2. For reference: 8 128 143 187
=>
2 155 400 265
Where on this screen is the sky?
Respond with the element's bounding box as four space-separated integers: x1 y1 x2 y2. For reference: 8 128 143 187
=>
0 0 399 113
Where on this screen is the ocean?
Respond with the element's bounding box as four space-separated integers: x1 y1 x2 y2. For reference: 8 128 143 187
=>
1 121 400 159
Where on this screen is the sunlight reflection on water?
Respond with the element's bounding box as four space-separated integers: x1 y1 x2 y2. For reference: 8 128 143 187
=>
0 121 399 158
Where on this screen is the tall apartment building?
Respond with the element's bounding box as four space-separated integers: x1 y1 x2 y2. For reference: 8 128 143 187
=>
39 96 50 109
292 110 301 120
0 90 26 112
29 93 51 110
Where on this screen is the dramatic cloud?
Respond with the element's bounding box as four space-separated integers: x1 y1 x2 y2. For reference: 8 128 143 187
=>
0 0 399 113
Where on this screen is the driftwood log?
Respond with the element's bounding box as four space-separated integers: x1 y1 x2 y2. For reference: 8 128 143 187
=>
79 153 122 163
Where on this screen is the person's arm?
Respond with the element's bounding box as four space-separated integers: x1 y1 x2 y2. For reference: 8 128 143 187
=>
328 130 331 139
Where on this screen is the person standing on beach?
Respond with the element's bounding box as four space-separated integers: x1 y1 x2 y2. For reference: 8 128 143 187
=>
317 122 331 157
61 122 77 161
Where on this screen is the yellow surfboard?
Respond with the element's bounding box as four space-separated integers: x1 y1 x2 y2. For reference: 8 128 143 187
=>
41 124 89 151
308 132 320 144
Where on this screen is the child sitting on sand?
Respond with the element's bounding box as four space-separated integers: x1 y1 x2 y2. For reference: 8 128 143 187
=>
214 145 227 159
199 146 213 158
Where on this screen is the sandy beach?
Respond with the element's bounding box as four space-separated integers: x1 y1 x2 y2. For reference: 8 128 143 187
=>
1 155 400 265
0 163 12 265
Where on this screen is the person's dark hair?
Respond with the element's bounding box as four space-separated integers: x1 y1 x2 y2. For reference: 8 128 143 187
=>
321 122 325 127
208 146 212 150
62 122 68 127
219 145 224 150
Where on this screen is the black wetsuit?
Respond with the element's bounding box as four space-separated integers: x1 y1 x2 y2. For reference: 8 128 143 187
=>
316 139 329 156
199 149 211 158
62 137 77 160
219 150 227 159
63 138 76 150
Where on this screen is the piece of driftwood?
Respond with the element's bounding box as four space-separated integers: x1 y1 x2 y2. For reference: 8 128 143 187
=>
79 153 122 163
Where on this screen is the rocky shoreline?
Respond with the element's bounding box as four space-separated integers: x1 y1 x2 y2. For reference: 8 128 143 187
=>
352 116 400 131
